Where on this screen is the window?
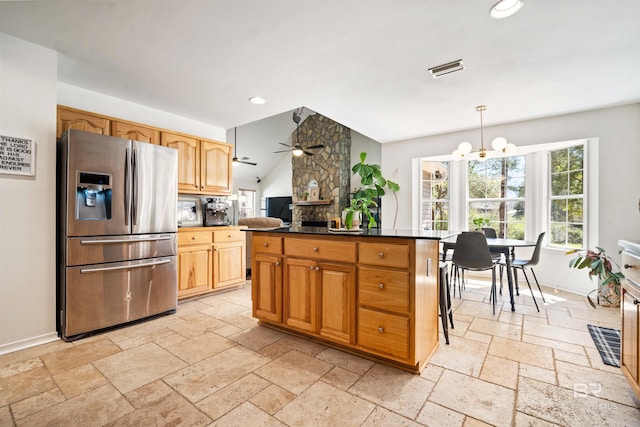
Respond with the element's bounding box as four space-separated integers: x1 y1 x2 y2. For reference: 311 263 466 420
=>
468 156 525 239
237 189 256 219
420 161 449 230
549 144 584 248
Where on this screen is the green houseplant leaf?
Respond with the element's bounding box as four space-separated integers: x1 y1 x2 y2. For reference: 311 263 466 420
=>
349 152 400 229
566 246 624 308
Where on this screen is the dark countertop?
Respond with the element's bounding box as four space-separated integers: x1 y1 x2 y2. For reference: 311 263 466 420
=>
244 226 456 240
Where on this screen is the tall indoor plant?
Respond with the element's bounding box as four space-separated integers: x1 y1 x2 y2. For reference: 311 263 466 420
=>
566 246 624 308
349 152 400 229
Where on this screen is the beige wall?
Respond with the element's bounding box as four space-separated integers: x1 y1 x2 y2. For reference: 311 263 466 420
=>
0 33 58 351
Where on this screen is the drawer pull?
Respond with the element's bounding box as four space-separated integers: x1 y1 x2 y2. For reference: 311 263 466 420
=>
624 263 636 269
378 327 384 333
378 283 384 290
263 243 269 247
378 252 384 258
313 247 318 252
191 237 196 240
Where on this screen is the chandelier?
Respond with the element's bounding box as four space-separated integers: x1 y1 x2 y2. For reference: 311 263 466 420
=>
452 105 516 161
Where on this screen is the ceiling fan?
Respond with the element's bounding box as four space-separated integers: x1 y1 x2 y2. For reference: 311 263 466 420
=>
232 127 257 166
273 107 325 156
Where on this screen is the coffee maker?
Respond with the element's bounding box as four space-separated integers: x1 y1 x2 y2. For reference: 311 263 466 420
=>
203 197 230 226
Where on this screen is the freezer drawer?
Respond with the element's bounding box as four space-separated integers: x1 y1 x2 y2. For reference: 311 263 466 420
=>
66 234 177 266
61 256 177 339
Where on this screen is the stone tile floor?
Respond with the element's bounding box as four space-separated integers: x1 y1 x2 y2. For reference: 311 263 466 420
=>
1 278 638 426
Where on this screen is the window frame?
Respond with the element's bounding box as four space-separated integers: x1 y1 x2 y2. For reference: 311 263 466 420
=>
467 155 526 239
547 143 586 250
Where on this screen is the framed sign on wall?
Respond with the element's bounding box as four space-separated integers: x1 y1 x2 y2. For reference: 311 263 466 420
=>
0 135 36 177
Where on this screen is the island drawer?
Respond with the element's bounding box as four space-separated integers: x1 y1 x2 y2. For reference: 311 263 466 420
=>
284 238 357 263
358 307 409 360
253 235 283 254
358 242 410 269
622 251 640 285
178 231 213 247
358 267 410 313
213 229 244 243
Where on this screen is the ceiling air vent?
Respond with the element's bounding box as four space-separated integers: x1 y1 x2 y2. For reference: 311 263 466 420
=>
427 59 464 78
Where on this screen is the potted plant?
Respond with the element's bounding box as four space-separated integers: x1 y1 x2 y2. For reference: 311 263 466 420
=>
350 152 400 228
471 216 491 230
566 246 624 308
343 197 378 230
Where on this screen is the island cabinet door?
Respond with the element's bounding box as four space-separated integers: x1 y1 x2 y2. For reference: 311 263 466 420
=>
318 262 356 345
621 281 639 394
252 254 282 323
284 257 319 333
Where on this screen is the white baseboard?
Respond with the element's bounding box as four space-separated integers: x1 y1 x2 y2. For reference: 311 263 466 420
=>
0 332 60 355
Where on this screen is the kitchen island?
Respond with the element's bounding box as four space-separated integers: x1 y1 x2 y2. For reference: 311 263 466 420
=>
248 226 452 373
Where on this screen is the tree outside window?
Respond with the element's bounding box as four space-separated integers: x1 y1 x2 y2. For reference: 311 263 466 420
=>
421 161 449 230
549 145 584 248
468 156 525 239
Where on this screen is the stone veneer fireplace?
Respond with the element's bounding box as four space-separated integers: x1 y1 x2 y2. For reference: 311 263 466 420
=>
291 113 351 226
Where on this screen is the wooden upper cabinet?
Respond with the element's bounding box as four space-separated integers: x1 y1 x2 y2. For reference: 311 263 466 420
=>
112 121 160 145
162 132 200 193
57 107 110 138
201 140 232 195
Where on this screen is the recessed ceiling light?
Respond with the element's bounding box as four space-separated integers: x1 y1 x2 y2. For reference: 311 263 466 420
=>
490 0 524 19
249 96 266 105
427 59 464 78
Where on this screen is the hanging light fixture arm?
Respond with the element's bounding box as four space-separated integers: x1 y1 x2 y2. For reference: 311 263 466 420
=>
451 105 515 161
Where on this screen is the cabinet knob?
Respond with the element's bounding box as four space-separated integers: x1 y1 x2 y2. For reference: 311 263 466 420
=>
378 283 384 290
634 298 639 305
378 252 384 258
191 237 196 240
228 234 231 238
315 267 320 271
313 247 318 252
310 265 315 270
263 243 269 247
624 263 635 269
378 327 384 333
275 261 280 266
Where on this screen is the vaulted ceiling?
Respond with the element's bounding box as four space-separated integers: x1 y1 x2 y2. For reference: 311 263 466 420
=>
1 1 639 182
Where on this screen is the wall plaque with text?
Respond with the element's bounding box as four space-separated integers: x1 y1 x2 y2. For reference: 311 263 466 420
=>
0 135 36 176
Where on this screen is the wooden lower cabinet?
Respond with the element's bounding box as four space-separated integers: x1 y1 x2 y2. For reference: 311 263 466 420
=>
178 227 246 299
253 253 282 322
178 244 212 299
251 232 439 373
318 262 356 344
284 258 318 333
621 249 640 404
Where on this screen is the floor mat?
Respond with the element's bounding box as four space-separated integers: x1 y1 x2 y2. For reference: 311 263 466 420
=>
587 324 621 368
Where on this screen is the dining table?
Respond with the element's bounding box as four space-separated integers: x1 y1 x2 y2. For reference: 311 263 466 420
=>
441 235 537 312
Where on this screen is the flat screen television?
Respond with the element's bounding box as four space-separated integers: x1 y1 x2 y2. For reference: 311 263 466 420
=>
266 196 292 224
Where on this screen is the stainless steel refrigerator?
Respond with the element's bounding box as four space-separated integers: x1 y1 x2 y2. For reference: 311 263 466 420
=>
57 130 178 341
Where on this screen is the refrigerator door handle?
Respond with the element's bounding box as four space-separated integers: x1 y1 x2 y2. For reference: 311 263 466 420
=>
132 147 138 226
124 147 130 226
80 236 173 245
80 258 172 273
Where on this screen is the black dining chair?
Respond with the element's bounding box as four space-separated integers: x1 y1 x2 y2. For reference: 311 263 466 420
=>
451 231 498 315
482 227 504 262
498 232 546 312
